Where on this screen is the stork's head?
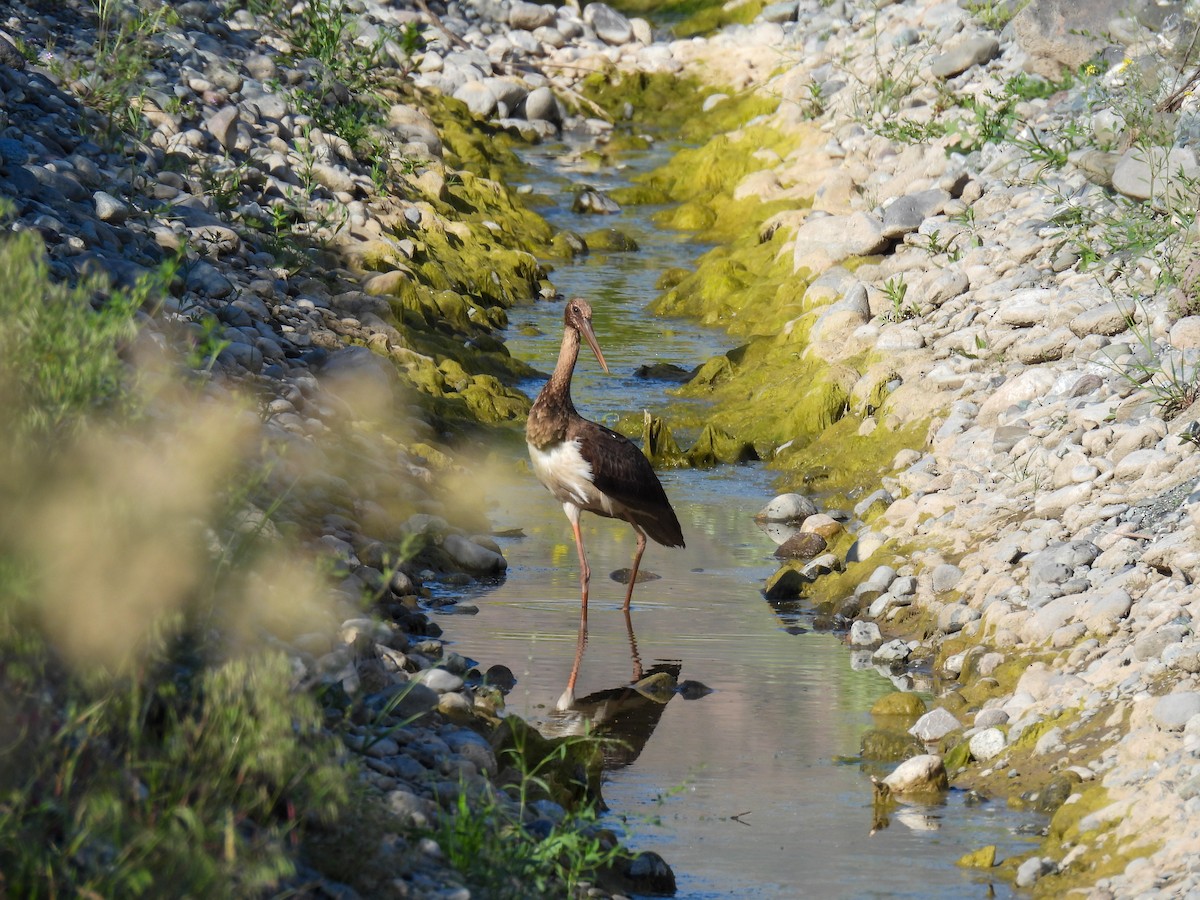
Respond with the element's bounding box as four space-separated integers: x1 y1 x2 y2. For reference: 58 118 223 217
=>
564 297 608 374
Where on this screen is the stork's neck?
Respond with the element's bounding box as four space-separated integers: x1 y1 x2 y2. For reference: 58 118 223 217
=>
537 326 581 413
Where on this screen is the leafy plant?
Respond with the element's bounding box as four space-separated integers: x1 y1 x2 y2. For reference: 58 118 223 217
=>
963 0 1030 31
1105 301 1200 419
0 229 148 440
880 275 920 322
432 726 630 898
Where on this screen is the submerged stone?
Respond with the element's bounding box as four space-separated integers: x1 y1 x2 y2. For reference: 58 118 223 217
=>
860 728 925 762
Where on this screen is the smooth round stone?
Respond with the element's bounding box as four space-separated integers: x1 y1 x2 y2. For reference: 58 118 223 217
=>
774 531 827 559
414 668 465 693
883 754 948 794
756 492 818 522
523 85 560 123
873 639 911 664
93 190 128 223
969 727 1006 762
849 620 882 647
1152 692 1200 730
909 707 963 742
931 563 963 594
974 708 1010 729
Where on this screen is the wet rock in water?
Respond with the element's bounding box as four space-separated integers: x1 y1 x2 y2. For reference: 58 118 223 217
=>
572 188 620 214
849 620 882 647
957 845 997 869
861 728 925 762
611 567 661 584
633 671 677 702
873 639 911 665
764 564 808 599
774 531 827 560
635 362 695 382
871 692 927 719
642 414 687 468
484 664 516 693
756 492 818 523
614 850 676 896
677 679 713 699
909 707 963 742
883 754 949 794
442 533 508 575
799 513 842 541
584 227 639 252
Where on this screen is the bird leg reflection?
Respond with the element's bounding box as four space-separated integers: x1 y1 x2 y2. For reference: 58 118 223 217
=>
624 605 644 682
558 599 647 711
558 603 589 712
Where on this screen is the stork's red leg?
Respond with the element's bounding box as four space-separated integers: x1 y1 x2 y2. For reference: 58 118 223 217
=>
572 517 591 611
623 526 647 610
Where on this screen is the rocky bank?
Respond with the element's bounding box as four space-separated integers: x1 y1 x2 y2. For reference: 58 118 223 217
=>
658 0 1200 896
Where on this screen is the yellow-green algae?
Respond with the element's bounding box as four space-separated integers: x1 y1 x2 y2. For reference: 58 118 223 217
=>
580 69 775 140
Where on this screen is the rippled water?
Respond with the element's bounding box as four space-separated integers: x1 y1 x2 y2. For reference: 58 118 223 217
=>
437 136 1042 897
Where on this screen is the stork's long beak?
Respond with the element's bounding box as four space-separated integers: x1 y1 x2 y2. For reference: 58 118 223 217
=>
580 318 609 374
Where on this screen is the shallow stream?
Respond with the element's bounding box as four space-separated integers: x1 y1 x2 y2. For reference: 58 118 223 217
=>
439 135 1042 897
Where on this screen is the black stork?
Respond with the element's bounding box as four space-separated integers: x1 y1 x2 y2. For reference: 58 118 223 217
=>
526 297 685 622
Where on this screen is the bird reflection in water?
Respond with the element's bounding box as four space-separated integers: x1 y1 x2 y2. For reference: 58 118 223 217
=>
546 606 695 771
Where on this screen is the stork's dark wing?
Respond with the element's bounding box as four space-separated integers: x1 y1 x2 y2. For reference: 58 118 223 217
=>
574 419 685 548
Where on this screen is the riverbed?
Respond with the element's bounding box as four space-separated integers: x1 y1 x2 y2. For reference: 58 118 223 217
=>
431 134 1044 897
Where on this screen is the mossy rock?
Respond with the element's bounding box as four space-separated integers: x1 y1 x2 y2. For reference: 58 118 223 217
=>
1025 771 1083 815
610 184 672 206
458 375 531 423
763 562 808 599
656 267 690 290
871 691 927 719
657 200 717 231
584 227 640 252
860 728 925 762
685 423 758 467
956 845 997 869
643 414 688 468
943 739 972 773
548 230 588 259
